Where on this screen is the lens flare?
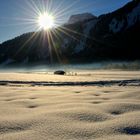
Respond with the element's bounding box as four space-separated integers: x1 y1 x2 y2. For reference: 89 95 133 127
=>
38 12 54 30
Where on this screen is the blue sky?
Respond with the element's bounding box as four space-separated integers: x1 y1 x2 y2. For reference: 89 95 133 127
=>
0 0 131 43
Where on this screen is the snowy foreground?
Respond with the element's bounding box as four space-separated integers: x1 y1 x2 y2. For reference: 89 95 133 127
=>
0 71 140 140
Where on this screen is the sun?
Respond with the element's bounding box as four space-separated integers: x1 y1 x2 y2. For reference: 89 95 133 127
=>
38 12 55 30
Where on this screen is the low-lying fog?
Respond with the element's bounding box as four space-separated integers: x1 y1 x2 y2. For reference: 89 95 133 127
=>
0 61 140 73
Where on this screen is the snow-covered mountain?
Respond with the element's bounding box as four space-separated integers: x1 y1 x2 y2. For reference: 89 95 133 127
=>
109 2 140 33
0 0 140 65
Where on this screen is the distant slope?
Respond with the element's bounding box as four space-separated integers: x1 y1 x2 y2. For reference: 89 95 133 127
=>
0 0 140 65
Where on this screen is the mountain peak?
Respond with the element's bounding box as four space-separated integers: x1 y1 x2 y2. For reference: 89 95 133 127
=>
67 13 97 24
